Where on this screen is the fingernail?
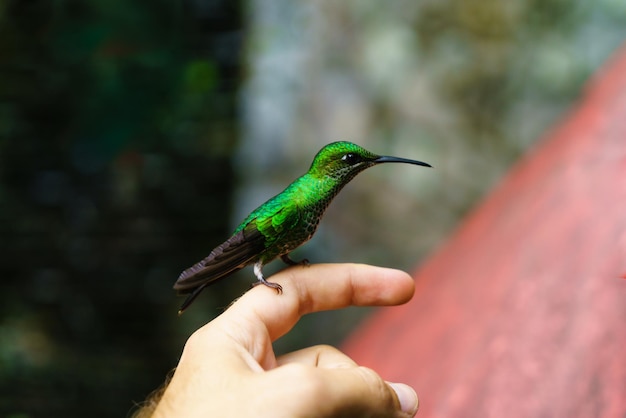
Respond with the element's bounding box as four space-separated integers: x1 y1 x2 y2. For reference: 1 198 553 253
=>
388 382 419 416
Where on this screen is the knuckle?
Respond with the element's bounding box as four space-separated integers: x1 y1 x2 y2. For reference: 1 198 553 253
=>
281 363 328 395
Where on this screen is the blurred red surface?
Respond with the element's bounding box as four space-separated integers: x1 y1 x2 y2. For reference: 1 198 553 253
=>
343 45 626 417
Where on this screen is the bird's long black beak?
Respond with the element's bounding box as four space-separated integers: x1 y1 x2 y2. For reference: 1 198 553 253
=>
375 155 432 168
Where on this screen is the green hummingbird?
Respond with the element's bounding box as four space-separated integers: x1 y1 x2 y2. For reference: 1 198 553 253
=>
174 141 431 314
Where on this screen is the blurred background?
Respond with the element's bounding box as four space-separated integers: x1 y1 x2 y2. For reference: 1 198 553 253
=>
1 0 625 416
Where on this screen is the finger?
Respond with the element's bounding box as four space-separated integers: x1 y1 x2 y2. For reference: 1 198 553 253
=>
224 263 414 342
198 263 413 369
276 344 358 368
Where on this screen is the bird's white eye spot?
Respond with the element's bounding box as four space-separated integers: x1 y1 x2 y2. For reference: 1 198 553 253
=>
341 153 362 165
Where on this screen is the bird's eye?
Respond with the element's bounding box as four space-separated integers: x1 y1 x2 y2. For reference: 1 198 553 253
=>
341 153 361 165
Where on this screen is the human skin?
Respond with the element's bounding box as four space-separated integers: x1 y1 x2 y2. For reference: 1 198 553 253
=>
140 263 418 418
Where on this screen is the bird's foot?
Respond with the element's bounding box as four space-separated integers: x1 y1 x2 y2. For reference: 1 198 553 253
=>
253 261 283 294
251 279 283 294
281 254 310 267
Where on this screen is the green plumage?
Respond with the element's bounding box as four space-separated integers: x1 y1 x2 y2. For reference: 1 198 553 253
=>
174 141 431 314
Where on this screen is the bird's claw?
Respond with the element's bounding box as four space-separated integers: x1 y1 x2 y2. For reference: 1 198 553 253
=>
251 280 283 294
281 254 310 267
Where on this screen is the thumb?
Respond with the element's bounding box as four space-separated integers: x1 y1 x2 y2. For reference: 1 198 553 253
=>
266 364 418 418
328 366 418 418
387 382 420 417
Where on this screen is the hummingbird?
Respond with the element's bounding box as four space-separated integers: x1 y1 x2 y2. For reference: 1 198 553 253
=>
174 141 431 314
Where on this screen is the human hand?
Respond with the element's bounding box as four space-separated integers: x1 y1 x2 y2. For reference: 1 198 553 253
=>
148 263 418 418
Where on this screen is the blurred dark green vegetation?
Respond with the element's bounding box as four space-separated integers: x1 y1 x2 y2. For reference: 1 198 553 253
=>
1 0 242 416
1 0 625 416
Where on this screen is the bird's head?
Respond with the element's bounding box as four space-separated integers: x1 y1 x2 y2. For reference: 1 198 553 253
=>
308 141 431 181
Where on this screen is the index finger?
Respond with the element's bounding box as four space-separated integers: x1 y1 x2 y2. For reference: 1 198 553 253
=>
217 263 414 346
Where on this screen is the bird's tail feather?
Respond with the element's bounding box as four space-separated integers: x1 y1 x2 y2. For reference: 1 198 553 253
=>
174 227 266 313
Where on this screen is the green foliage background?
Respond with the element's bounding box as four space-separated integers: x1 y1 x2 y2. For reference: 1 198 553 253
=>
1 0 241 416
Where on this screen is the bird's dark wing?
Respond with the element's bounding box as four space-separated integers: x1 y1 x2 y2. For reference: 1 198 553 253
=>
173 225 266 293
173 202 301 314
